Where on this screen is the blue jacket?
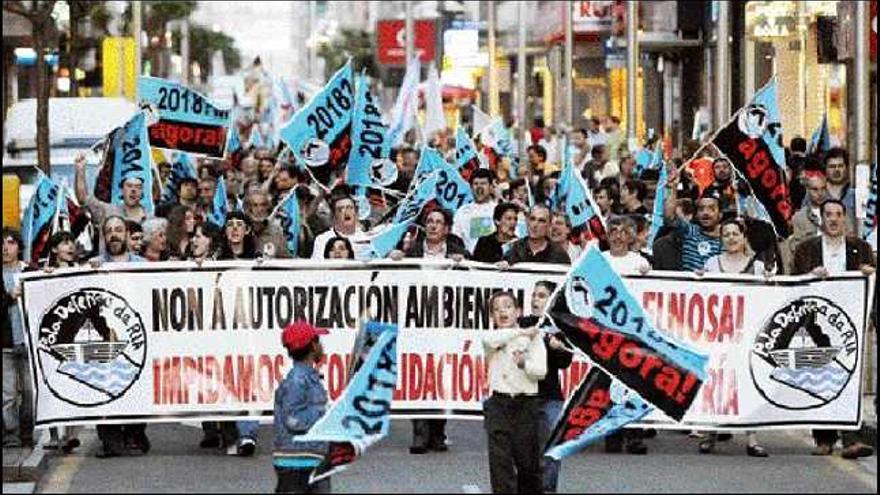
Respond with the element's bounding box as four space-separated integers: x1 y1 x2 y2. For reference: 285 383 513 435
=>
273 360 328 453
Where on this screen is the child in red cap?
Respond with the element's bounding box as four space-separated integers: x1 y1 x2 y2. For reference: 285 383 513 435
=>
273 321 330 493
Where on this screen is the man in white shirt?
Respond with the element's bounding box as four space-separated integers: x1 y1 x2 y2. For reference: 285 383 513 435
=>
311 195 372 261
452 169 498 254
603 215 651 275
792 198 875 460
482 291 547 493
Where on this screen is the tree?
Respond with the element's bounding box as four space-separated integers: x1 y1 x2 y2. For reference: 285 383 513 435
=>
4 1 58 175
185 24 242 78
317 28 377 80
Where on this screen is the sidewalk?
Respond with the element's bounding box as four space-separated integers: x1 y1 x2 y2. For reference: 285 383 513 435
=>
2 432 49 493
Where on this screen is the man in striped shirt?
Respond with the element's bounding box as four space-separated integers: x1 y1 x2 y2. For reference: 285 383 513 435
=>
662 167 722 272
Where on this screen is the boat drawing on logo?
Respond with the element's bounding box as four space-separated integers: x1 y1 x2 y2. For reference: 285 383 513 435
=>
52 318 138 398
769 326 848 402
51 319 128 364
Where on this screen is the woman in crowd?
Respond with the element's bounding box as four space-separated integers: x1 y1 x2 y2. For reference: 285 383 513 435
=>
141 218 170 262
165 205 198 260
324 236 355 260
697 216 771 457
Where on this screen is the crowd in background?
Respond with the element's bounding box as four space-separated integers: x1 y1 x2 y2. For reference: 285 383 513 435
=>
3 104 876 479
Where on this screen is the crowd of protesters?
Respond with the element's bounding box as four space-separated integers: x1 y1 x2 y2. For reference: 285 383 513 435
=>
3 105 876 494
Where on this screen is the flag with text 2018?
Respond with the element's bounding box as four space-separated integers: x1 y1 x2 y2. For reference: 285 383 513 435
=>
547 247 709 420
544 367 652 461
414 147 474 212
348 75 393 188
295 322 398 484
110 112 154 214
710 79 792 237
280 60 354 171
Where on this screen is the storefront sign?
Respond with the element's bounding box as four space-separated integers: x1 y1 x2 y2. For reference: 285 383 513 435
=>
376 20 436 66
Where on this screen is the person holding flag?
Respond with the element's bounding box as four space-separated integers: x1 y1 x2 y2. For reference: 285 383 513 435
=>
662 165 723 272
75 153 150 227
482 291 547 493
273 321 332 493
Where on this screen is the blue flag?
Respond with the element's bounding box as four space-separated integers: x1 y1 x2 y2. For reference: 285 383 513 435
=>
348 75 393 188
21 172 61 264
272 188 301 257
482 119 518 179
248 125 265 149
555 142 602 230
414 147 474 212
295 322 398 483
646 164 667 253
544 367 652 461
138 76 231 127
161 152 197 204
370 220 414 259
634 146 663 177
110 111 154 214
808 113 831 156
207 176 229 227
749 78 786 170
547 246 709 420
863 163 877 243
226 118 242 155
280 60 354 168
455 127 478 169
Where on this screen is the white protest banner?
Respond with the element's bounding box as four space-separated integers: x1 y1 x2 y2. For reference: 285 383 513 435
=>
19 262 870 430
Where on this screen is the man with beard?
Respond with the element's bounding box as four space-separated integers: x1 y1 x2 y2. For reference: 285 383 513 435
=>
311 195 372 261
706 157 737 212
195 176 217 223
88 216 149 458
663 167 722 272
452 169 499 254
244 190 289 258
74 153 149 227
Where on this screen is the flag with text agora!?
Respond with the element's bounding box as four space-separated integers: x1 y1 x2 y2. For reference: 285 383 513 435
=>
546 247 708 421
293 322 399 484
544 367 652 461
710 78 792 237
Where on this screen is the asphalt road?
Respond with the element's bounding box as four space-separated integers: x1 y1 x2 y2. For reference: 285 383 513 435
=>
36 420 876 493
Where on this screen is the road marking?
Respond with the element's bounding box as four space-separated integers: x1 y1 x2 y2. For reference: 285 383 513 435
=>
462 484 482 493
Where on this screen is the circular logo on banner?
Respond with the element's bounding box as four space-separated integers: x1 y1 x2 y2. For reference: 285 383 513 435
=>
36 288 147 407
371 158 399 187
749 296 857 410
564 276 594 320
301 138 330 167
737 104 770 139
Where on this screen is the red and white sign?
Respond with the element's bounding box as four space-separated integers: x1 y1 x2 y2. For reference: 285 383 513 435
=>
376 19 436 66
573 0 626 34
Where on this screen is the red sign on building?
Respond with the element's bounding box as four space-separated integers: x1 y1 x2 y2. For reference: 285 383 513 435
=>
376 19 436 66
